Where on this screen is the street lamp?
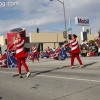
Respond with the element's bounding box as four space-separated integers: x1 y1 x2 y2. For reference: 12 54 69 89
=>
56 10 72 34
50 0 67 42
68 11 72 34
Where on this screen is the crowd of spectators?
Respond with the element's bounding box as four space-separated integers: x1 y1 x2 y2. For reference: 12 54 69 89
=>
79 34 100 57
28 34 100 59
40 47 55 58
39 37 100 58
80 41 100 57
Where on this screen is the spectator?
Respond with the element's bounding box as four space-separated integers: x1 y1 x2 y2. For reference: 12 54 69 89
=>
87 51 91 57
47 46 51 58
81 44 87 57
91 50 95 57
98 44 100 56
43 50 48 58
94 44 98 56
97 34 100 44
52 48 56 53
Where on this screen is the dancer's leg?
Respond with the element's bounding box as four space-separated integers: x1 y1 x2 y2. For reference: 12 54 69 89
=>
21 57 30 72
71 53 75 66
75 53 83 65
34 53 39 61
17 58 21 74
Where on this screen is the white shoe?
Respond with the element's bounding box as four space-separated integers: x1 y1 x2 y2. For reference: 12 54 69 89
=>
80 65 84 68
71 66 74 69
26 72 30 78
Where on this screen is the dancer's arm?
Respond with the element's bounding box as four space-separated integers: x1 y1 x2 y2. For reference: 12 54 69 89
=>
8 39 20 50
64 43 70 46
8 44 14 50
64 39 76 47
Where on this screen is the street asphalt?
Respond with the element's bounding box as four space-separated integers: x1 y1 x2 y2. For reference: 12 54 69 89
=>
0 57 100 100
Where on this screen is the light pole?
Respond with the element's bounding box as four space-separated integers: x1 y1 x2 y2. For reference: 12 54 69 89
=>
50 0 67 42
68 11 71 33
56 10 72 34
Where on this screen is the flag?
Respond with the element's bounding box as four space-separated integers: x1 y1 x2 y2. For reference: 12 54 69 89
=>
59 47 67 60
52 52 59 60
0 53 8 68
52 47 67 60
6 50 17 68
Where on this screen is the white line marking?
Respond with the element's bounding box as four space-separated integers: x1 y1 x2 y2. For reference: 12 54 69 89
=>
37 75 100 83
0 71 17 74
0 70 100 83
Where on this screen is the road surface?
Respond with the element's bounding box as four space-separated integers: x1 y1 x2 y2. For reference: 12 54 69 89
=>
0 57 100 100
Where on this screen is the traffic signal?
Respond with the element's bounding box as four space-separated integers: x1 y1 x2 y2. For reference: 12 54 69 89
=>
81 31 87 41
63 31 67 39
37 28 39 33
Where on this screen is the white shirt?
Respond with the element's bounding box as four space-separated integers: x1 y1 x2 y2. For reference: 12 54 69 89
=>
98 47 100 52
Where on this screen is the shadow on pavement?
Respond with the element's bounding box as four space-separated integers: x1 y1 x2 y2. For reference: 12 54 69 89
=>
13 71 38 77
30 62 98 76
13 65 70 77
84 62 98 68
0 97 2 99
71 62 98 69
13 62 97 77
30 66 70 77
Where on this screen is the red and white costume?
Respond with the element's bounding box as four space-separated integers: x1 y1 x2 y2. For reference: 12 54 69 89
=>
47 47 51 58
27 53 34 61
32 45 39 62
65 38 83 66
9 38 30 74
0 53 7 68
53 46 61 60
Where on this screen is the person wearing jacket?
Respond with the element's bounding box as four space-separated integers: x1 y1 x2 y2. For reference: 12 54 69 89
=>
9 32 30 78
64 34 84 69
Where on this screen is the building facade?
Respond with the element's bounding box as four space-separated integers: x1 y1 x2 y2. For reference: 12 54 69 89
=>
29 32 98 50
0 32 99 54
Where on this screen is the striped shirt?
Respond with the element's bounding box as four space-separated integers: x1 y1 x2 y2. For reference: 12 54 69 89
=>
71 39 79 51
16 39 25 54
32 46 37 53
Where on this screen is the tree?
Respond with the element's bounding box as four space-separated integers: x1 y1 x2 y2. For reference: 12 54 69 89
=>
97 30 100 36
86 29 89 34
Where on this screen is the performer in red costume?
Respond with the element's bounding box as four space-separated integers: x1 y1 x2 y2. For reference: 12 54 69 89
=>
31 45 39 62
47 46 51 58
55 45 62 53
9 32 30 78
27 52 34 61
64 34 84 69
52 45 62 60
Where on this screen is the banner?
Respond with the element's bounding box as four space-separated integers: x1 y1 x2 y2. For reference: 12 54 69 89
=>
0 53 7 68
53 47 67 60
59 47 67 60
6 50 17 68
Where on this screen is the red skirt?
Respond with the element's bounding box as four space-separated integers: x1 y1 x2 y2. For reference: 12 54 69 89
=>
33 51 38 55
70 47 80 54
16 50 27 59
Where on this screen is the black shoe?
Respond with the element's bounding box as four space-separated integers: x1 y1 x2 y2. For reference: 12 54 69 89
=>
19 74 23 78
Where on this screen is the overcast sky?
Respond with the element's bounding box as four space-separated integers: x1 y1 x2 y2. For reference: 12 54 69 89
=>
0 0 100 36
